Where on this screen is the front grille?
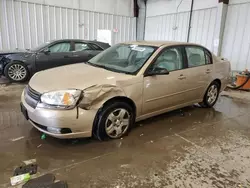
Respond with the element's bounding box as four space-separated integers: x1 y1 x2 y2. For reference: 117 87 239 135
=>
26 86 41 101
24 86 41 108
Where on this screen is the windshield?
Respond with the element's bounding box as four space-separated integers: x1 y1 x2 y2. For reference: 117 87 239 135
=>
88 44 157 74
30 41 51 52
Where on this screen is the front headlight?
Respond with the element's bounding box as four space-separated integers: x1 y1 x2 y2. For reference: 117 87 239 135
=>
37 89 82 109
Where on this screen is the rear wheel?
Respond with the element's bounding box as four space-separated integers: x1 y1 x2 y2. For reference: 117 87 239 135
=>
95 101 134 140
4 61 29 82
199 82 220 108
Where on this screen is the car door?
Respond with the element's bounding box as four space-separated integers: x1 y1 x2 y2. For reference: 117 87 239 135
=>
35 41 73 71
184 46 213 100
142 46 192 115
71 42 101 63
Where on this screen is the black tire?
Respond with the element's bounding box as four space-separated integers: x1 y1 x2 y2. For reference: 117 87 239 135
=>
95 101 135 141
4 61 29 82
199 81 220 108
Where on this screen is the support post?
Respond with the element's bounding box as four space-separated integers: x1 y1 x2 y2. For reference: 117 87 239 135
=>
213 0 229 56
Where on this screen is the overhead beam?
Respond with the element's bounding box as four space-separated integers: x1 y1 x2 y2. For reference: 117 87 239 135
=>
219 0 229 4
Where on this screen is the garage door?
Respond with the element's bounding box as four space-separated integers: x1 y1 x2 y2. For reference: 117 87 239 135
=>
221 2 250 71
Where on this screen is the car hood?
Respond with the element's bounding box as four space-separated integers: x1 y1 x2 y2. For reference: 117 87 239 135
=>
29 63 134 93
0 49 30 55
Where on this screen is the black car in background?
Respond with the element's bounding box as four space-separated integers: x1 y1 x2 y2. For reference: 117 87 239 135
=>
0 39 110 82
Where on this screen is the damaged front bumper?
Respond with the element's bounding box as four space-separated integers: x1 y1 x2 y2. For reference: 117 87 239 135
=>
21 91 97 139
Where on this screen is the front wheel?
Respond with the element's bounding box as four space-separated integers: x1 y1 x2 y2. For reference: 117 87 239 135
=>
199 82 220 108
4 62 29 82
95 102 134 140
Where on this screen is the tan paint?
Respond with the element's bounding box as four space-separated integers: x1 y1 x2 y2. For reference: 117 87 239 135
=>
22 41 231 138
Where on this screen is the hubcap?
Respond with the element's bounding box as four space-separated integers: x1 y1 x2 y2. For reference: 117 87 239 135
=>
207 85 218 104
8 64 27 81
105 108 130 138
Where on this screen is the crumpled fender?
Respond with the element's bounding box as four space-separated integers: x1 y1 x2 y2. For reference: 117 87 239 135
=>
78 84 126 110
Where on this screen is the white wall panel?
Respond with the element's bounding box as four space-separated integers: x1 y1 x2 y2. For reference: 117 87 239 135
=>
221 3 250 70
189 8 217 51
0 0 136 51
145 7 217 52
146 0 218 17
230 0 250 5
14 0 134 17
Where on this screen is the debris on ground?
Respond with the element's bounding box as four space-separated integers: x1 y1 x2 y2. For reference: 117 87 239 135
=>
150 140 154 143
140 134 144 137
14 164 37 176
41 134 46 140
120 137 123 140
23 159 37 166
22 173 55 188
22 174 68 188
37 144 42 148
10 173 30 186
179 109 185 116
10 136 25 142
120 164 130 168
71 139 79 144
10 161 68 187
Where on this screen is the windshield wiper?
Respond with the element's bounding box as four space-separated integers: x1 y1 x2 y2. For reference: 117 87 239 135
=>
86 61 130 74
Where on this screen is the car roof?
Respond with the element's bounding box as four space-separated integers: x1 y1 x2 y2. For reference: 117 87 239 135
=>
50 39 107 44
49 39 110 49
122 41 204 47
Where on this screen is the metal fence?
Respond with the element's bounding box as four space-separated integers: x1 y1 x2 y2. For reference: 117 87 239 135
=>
0 0 136 50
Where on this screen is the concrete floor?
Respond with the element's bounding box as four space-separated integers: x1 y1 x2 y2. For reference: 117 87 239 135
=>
1 81 250 188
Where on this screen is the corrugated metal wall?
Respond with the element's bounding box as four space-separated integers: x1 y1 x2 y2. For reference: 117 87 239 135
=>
0 0 136 50
221 2 250 71
145 7 218 52
145 11 190 42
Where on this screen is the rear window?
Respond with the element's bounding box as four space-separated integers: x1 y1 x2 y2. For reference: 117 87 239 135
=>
185 47 206 68
88 43 103 50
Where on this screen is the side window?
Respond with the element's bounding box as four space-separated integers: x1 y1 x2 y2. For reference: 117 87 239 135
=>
88 43 102 50
74 43 91 52
150 47 183 72
49 42 71 53
205 50 212 64
186 47 206 67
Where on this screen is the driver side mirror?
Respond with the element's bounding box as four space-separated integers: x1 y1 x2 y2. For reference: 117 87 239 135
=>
145 67 169 77
43 48 50 54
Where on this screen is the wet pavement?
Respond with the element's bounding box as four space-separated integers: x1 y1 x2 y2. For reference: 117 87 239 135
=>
1 83 250 188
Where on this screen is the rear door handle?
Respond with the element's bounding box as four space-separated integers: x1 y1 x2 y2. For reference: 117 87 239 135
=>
206 69 211 74
178 74 186 80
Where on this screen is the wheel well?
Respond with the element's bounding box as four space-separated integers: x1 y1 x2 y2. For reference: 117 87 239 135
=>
102 96 136 116
92 96 137 139
213 79 221 90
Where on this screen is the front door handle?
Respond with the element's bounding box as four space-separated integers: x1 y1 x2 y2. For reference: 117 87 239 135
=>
178 74 186 80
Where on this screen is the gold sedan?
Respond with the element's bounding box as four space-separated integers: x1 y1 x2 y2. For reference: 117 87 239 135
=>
20 41 231 140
